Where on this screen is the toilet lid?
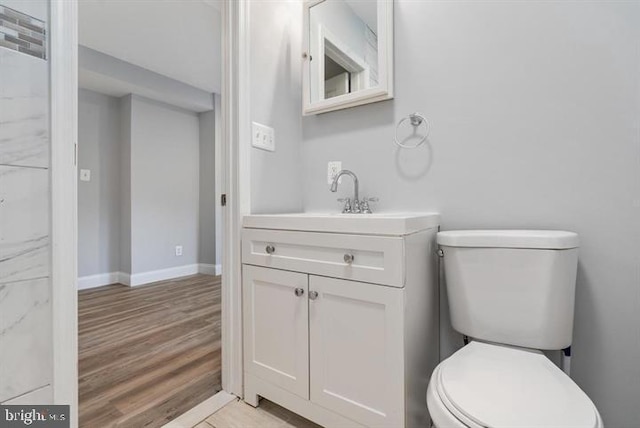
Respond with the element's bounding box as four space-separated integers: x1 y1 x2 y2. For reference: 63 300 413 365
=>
438 341 599 428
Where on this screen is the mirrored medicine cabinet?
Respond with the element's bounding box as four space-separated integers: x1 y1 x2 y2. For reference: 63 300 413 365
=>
302 0 394 115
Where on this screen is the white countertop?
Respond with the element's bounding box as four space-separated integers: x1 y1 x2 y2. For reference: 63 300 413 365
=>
242 212 440 236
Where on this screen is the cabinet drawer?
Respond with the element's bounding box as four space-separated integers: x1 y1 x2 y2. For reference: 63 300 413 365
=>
242 229 405 287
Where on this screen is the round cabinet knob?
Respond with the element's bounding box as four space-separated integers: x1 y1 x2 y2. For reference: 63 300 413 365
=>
294 288 304 297
343 253 355 264
265 245 275 255
309 291 319 300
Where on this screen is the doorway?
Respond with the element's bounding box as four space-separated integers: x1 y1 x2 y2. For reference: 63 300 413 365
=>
75 2 224 426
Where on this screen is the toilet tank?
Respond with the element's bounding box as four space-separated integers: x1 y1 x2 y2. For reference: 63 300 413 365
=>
437 230 579 350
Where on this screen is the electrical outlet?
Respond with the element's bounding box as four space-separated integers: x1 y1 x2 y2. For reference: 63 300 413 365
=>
252 122 275 152
327 161 342 185
175 245 183 256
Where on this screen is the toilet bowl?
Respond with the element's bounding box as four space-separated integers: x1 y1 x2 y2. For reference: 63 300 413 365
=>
429 230 603 428
426 341 602 428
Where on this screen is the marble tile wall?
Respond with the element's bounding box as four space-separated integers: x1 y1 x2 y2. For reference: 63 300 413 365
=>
0 46 49 168
0 0 52 405
0 278 51 402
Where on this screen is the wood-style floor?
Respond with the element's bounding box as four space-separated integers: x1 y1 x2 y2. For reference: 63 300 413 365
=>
78 274 222 428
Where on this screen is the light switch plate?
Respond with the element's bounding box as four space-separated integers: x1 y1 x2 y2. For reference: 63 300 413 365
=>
80 169 91 182
327 161 342 185
252 122 275 152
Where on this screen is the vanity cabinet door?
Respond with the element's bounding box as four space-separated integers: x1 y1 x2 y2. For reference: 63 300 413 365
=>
309 276 405 428
243 265 309 399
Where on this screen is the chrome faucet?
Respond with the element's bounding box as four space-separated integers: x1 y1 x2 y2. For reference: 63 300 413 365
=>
330 170 378 213
331 170 361 213
331 170 359 200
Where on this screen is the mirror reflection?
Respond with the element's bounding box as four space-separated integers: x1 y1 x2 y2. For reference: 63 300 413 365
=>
309 0 378 102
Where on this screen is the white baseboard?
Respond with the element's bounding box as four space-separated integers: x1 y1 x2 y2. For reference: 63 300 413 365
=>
199 263 222 276
78 263 218 289
77 272 120 290
128 264 200 287
117 271 131 286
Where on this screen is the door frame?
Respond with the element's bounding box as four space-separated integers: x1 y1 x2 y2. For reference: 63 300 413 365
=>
50 1 78 424
220 0 251 397
50 0 248 426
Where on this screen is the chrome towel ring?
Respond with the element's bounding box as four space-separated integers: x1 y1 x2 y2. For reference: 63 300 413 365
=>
394 112 430 149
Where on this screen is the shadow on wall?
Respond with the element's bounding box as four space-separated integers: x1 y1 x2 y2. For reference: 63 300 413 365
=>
571 261 602 373
302 96 395 138
394 140 433 181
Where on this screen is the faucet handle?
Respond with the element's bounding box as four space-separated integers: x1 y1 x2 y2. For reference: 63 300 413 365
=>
360 197 378 214
337 198 352 213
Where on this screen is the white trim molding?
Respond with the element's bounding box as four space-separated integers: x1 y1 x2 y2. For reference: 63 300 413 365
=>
214 93 224 277
127 264 200 287
117 272 131 286
199 263 222 276
77 272 120 290
78 264 222 290
220 0 249 397
50 0 79 426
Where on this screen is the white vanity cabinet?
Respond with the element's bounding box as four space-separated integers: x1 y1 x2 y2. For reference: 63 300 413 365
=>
241 214 440 428
308 275 405 427
243 266 309 399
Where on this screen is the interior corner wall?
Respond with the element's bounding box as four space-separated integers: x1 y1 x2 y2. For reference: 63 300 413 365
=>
249 0 304 214
129 96 200 274
119 95 132 275
198 110 216 266
297 1 640 426
77 89 122 278
78 92 205 282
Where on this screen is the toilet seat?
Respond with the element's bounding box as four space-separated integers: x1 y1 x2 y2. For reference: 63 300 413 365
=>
429 341 602 428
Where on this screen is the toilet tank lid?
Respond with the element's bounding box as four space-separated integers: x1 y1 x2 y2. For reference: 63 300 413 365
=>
437 230 579 249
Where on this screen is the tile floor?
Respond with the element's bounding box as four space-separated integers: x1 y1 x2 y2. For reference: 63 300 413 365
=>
193 398 321 428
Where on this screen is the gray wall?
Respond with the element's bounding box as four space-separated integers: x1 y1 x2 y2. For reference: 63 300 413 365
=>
130 96 200 274
199 110 216 265
0 0 53 405
78 89 122 277
249 0 640 425
249 0 303 214
298 1 640 426
78 93 217 279
119 95 132 274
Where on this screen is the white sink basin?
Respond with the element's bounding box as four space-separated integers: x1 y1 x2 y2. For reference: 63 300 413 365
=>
243 212 440 236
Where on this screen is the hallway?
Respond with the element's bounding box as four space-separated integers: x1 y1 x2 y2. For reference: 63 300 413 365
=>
78 274 221 427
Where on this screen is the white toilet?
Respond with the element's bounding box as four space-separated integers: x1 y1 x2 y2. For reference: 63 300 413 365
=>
427 230 603 428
